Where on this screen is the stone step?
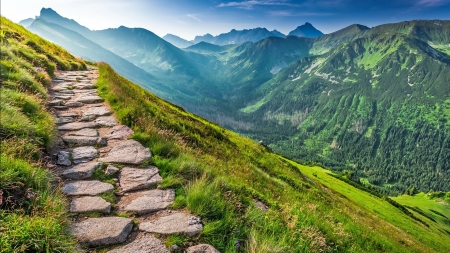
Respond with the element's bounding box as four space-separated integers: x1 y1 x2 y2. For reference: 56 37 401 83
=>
66 128 99 137
70 196 111 214
99 140 152 165
56 117 75 124
118 166 162 193
58 122 99 131
72 146 98 164
139 212 203 237
118 189 175 214
75 95 103 104
82 106 111 117
57 112 79 118
62 135 107 146
186 244 220 253
95 116 118 127
105 125 134 140
48 100 63 106
63 180 114 196
107 235 169 253
62 161 102 180
65 101 84 108
68 217 132 247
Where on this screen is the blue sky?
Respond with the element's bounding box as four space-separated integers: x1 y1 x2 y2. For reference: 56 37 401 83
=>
3 0 450 40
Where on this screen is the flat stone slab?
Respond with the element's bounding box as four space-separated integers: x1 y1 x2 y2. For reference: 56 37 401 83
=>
57 151 71 166
65 101 84 108
68 217 132 247
63 161 102 180
95 116 118 127
107 235 169 253
73 83 95 90
48 100 63 106
118 166 162 192
72 146 98 164
118 189 175 214
83 106 111 117
58 90 75 94
56 117 75 124
63 136 106 146
70 196 111 213
81 115 97 122
67 128 99 137
105 125 134 140
53 106 68 110
75 96 103 104
63 180 114 196
57 112 78 117
58 122 99 131
186 244 220 253
139 212 203 237
54 95 72 100
99 140 151 165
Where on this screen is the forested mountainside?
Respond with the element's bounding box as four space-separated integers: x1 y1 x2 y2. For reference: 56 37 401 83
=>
21 8 450 195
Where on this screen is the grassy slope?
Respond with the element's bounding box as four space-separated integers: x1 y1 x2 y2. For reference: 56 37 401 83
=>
95 62 450 252
0 17 85 252
392 193 450 236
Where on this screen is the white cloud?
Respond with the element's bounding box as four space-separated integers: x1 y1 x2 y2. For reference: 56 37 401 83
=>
416 0 450 6
187 14 201 22
218 0 302 10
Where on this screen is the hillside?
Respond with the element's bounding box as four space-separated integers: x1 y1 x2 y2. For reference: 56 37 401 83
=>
240 30 450 195
2 16 450 252
0 16 86 252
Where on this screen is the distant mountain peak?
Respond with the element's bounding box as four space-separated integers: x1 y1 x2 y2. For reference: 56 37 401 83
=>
288 22 324 38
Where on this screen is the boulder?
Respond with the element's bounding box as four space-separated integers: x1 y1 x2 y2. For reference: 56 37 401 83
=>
99 140 151 165
118 189 175 214
139 212 203 237
70 196 111 213
72 146 98 164
63 180 114 196
118 166 162 192
107 235 169 253
62 161 102 180
68 217 132 247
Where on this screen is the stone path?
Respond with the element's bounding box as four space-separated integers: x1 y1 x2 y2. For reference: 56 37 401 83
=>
48 67 219 252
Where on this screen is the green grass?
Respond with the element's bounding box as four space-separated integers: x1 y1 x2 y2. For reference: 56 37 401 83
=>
392 193 450 235
95 62 450 252
0 16 86 252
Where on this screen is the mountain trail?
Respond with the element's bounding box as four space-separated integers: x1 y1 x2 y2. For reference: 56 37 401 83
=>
47 67 218 252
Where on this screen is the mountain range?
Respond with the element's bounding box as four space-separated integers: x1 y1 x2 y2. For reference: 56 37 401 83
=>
19 8 450 195
163 22 323 48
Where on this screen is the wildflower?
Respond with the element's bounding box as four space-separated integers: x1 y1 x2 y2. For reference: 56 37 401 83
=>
265 215 268 219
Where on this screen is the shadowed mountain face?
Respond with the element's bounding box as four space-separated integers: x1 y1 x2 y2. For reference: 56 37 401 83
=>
192 27 286 45
23 8 450 194
288 22 324 38
163 34 194 48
